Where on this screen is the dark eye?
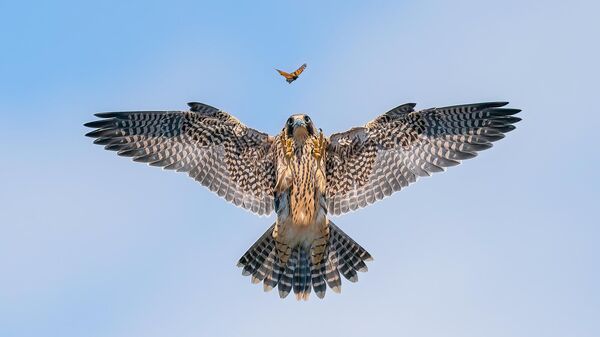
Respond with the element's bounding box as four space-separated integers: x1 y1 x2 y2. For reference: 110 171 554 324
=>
303 115 311 123
287 118 294 125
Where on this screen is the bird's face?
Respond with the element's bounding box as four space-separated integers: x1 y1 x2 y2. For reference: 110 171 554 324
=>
285 114 315 140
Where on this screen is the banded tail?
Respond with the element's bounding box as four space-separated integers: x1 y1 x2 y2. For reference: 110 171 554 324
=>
237 221 372 300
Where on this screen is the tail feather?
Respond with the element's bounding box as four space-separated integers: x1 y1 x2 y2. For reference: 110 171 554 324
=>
324 254 342 293
302 253 312 299
293 249 311 300
237 220 372 300
253 249 276 284
278 252 296 298
338 260 359 282
292 249 302 297
237 224 275 277
311 262 327 298
331 222 372 283
263 261 282 291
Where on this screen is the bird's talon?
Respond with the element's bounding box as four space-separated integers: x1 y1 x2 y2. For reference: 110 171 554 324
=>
313 130 325 161
284 138 293 159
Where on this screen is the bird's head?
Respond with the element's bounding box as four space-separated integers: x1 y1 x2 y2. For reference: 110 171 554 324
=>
285 114 315 141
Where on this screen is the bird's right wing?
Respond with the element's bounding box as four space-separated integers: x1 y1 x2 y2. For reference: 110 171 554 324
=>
85 102 277 216
291 63 307 77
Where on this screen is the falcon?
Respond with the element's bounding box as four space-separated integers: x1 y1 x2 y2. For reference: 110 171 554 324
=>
85 100 520 300
276 63 307 83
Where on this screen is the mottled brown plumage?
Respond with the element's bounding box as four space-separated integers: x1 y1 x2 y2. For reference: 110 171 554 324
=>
85 100 520 300
270 115 329 295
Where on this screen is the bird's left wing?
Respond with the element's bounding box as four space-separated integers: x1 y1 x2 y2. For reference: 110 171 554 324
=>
276 69 293 79
85 102 276 216
325 102 521 215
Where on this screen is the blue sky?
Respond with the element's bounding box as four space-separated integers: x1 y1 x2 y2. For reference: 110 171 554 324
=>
0 1 598 336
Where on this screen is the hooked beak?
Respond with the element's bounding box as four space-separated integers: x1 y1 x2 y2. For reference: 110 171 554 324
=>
291 119 309 139
292 119 306 128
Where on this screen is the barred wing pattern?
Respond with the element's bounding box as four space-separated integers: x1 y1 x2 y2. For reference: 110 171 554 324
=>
275 63 307 83
276 69 292 78
85 102 276 215
326 102 521 215
291 63 307 77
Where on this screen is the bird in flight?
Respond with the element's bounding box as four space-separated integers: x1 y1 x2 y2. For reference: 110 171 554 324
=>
276 63 307 83
85 100 520 300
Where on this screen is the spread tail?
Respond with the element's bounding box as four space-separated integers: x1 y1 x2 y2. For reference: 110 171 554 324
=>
237 221 372 300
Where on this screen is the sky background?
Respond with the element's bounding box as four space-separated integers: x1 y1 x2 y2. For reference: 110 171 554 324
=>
0 0 598 336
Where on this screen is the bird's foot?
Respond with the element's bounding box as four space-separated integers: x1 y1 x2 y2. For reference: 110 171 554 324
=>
283 137 293 159
313 129 325 161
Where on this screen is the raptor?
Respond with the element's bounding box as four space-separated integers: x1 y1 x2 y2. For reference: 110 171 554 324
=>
85 100 520 300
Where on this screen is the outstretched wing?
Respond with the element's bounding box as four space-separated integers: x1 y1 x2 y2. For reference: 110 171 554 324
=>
325 102 521 215
291 63 307 77
85 102 276 216
276 69 293 79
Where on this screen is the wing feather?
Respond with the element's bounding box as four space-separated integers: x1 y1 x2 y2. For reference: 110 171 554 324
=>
325 102 521 215
276 69 293 79
85 102 276 215
291 63 307 77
